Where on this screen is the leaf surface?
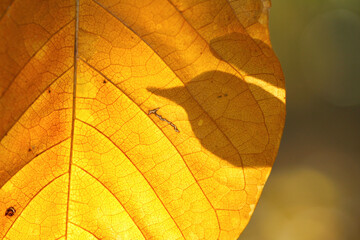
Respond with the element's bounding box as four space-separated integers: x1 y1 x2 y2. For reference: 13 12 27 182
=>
0 0 285 239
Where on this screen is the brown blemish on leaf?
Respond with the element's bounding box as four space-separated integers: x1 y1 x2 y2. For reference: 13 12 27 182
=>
5 207 16 217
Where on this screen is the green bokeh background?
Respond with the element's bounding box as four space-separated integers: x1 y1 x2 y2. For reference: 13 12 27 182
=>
240 0 360 239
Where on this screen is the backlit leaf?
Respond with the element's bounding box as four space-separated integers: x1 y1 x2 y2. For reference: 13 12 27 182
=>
0 0 285 239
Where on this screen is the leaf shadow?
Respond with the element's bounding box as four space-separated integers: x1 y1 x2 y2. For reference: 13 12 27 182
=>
147 33 285 167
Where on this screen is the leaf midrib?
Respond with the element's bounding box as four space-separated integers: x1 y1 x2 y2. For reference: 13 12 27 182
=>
64 0 79 238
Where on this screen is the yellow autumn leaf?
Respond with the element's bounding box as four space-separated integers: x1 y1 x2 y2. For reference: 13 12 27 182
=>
0 0 285 239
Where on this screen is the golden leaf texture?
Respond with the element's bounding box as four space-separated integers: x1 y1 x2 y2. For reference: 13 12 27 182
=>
0 0 285 239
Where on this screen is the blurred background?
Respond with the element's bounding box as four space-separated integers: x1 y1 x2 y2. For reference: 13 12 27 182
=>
240 0 360 239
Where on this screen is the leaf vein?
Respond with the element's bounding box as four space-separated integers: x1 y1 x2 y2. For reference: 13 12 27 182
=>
74 118 185 240
80 59 220 236
65 1 79 239
3 173 67 238
72 164 146 240
0 0 15 22
0 18 75 99
87 0 249 182
0 65 73 141
69 222 100 240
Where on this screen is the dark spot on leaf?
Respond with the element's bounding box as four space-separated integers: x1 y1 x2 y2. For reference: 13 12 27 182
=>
48 89 51 93
217 95 222 98
103 80 107 84
28 148 32 152
5 207 15 217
